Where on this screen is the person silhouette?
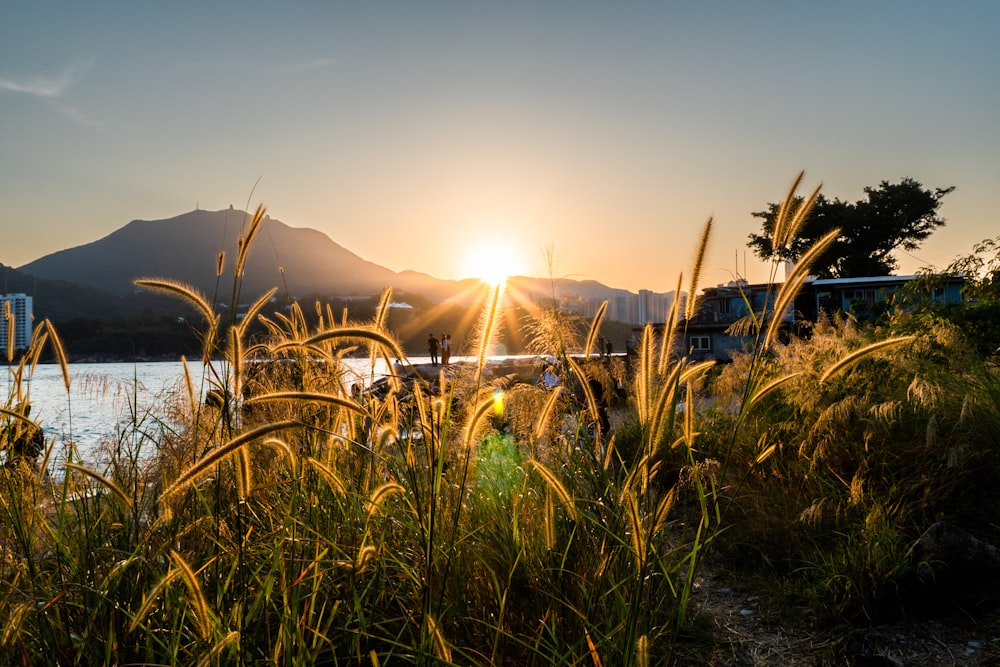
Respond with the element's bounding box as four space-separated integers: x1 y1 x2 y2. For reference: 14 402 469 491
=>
428 333 440 365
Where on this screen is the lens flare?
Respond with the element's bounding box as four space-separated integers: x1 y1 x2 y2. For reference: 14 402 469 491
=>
492 390 505 417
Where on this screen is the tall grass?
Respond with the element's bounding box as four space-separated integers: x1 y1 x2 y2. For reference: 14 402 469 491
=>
2 183 998 664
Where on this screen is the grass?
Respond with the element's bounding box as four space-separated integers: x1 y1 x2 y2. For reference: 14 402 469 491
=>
2 179 999 664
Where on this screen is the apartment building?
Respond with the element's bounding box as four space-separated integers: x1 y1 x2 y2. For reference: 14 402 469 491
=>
0 293 33 353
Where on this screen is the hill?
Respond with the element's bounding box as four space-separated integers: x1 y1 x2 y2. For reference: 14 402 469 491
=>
16 208 655 312
19 208 413 300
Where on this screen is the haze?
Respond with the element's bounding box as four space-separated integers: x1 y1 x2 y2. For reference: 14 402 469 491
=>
2 2 997 293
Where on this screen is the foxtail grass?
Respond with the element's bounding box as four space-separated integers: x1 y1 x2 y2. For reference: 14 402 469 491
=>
5 183 991 664
818 335 915 384
684 217 713 322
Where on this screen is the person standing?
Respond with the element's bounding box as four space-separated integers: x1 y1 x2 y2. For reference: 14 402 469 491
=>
428 333 440 365
441 334 451 365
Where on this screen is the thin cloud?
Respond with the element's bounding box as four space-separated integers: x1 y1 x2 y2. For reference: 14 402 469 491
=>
0 61 106 131
0 61 92 98
0 73 71 97
54 103 109 133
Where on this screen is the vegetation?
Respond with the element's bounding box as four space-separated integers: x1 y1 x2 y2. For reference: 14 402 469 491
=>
50 315 203 361
1 190 998 665
892 234 1000 362
747 175 954 278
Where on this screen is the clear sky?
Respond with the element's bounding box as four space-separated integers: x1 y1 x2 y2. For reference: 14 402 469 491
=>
2 1 997 293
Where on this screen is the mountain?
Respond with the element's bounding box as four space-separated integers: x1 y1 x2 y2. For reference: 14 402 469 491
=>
19 208 422 300
16 207 667 318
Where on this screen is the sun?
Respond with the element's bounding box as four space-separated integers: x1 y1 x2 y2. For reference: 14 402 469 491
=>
460 239 527 286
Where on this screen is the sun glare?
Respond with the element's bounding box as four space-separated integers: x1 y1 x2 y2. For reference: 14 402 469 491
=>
461 239 526 286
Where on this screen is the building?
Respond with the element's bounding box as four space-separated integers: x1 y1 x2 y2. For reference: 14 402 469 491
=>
638 289 670 325
681 274 965 361
682 280 770 361
555 290 674 326
800 275 963 322
0 293 33 353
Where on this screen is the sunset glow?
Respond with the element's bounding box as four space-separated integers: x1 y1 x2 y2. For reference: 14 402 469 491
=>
460 239 528 287
2 4 996 292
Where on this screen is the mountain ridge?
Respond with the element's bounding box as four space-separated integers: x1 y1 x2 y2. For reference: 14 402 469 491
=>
15 208 667 318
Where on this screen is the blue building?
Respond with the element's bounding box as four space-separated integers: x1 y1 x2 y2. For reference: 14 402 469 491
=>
681 274 965 361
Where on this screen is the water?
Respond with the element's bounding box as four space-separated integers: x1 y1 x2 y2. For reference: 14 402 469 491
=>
1 355 536 470
0 359 389 470
2 361 193 470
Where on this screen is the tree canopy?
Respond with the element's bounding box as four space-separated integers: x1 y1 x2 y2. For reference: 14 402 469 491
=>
748 178 954 278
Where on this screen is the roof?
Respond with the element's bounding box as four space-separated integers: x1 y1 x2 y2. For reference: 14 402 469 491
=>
807 275 918 286
807 274 964 287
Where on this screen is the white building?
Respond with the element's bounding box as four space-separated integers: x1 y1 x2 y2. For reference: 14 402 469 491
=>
531 288 676 326
0 293 33 353
637 289 670 325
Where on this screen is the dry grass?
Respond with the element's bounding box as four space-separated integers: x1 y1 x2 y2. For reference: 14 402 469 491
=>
2 187 998 665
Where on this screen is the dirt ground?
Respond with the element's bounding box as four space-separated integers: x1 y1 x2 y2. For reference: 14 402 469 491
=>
671 567 1000 666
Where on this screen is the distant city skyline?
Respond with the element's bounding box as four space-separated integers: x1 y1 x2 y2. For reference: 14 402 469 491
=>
2 2 997 293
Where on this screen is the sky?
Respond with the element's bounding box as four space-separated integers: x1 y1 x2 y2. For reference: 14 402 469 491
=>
2 1 997 294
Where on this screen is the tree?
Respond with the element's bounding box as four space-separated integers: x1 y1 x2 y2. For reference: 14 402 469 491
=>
947 236 1000 305
892 235 1000 360
748 178 954 278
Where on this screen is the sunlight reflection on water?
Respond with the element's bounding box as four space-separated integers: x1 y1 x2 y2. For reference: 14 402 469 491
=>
2 362 193 472
0 358 402 471
3 355 528 473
